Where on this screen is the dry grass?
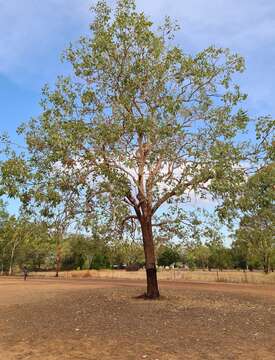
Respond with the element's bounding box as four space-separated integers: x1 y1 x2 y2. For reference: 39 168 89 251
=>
28 268 275 284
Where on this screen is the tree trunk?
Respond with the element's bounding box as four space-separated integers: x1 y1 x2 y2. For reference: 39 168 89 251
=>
1 249 5 276
55 236 62 277
140 216 160 299
9 241 17 276
263 253 270 274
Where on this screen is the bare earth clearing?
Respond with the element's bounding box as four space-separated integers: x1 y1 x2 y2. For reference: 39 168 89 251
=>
0 278 275 360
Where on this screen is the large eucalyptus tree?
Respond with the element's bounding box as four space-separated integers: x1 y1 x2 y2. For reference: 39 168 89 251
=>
16 0 250 298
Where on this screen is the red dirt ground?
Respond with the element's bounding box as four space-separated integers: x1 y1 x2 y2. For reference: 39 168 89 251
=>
0 277 275 359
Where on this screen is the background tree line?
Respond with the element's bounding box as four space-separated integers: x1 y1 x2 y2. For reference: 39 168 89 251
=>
0 198 273 274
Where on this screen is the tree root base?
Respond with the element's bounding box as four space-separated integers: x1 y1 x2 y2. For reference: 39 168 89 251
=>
134 292 161 300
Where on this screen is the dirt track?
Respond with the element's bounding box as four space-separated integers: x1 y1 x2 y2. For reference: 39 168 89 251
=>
0 277 275 359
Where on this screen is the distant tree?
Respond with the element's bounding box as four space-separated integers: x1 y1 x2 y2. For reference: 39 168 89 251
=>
158 245 181 267
236 164 274 273
0 215 47 275
15 222 51 271
116 241 144 266
0 200 10 275
230 238 249 270
192 245 211 270
207 239 232 270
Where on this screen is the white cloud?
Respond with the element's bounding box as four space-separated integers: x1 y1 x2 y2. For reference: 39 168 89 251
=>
0 0 91 86
135 0 275 115
0 0 274 113
135 0 275 47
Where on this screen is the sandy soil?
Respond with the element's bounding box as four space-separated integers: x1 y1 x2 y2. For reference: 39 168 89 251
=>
0 277 275 360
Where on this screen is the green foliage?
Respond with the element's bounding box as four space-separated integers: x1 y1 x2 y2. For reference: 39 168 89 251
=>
109 240 144 266
235 164 275 272
183 238 232 271
157 245 181 267
8 0 249 238
90 253 110 270
191 245 211 269
206 239 232 270
0 214 52 274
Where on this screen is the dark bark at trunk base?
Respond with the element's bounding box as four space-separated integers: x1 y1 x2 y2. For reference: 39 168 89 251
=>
146 267 160 299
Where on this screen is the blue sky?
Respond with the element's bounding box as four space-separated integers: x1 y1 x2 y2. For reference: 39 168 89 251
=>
0 0 274 216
